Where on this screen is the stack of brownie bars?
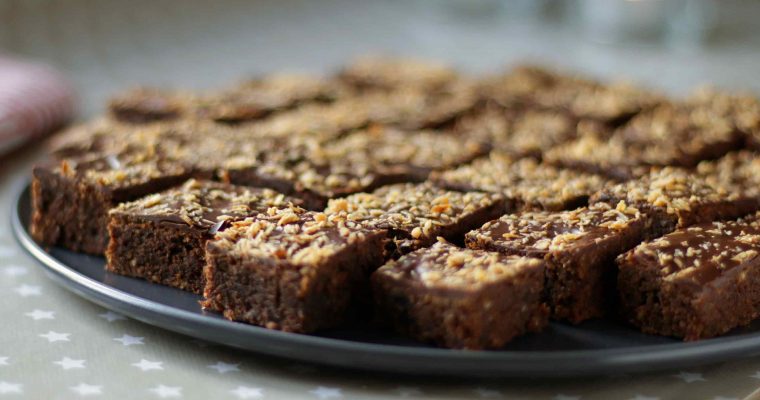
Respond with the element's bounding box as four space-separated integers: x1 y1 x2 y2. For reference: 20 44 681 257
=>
30 57 760 349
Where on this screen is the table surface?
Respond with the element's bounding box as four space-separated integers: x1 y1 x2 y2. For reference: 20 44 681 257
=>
3 1 760 398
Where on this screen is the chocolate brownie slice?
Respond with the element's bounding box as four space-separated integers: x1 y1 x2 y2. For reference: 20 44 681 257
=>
532 80 662 127
202 208 387 333
372 241 547 349
31 150 194 254
109 74 343 124
339 56 458 92
454 108 588 159
545 101 744 180
686 87 760 149
325 183 505 257
617 214 760 340
696 151 760 198
431 152 611 212
223 128 487 210
106 179 299 293
590 167 760 234
465 201 649 322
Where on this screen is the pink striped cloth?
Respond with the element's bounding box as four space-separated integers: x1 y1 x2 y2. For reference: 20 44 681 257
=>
0 56 75 155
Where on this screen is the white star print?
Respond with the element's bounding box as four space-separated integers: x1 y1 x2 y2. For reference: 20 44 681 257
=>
0 357 8 366
230 386 263 399
630 395 659 400
395 386 423 397
70 383 102 396
0 381 22 394
54 357 86 370
553 395 581 400
149 385 182 398
3 265 27 277
99 311 126 322
132 359 163 371
113 334 144 346
473 387 503 398
673 371 705 383
208 361 240 374
310 387 342 399
39 331 70 342
26 309 55 320
14 284 41 297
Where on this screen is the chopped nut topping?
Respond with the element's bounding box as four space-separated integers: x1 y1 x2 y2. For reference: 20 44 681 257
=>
111 179 298 229
466 202 643 253
375 241 543 288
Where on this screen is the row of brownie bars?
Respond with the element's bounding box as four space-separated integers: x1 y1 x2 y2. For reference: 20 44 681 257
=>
29 57 760 348
33 57 656 256
103 151 760 349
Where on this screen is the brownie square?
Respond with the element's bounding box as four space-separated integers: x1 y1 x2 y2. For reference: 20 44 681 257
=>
685 88 760 150
617 214 760 340
453 108 586 159
31 151 194 254
339 56 458 92
545 101 745 180
202 208 387 333
431 152 611 212
477 65 558 110
106 179 300 293
372 241 547 349
465 201 649 322
590 167 760 233
223 129 487 210
47 117 131 159
696 151 760 198
531 80 662 126
325 183 505 257
109 74 343 124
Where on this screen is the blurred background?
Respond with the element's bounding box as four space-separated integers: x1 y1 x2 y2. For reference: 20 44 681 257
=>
1 0 760 116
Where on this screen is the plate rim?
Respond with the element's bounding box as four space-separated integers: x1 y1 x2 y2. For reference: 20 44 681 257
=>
12 180 760 377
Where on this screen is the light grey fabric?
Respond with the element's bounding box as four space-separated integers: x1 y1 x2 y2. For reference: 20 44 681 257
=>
2 1 760 398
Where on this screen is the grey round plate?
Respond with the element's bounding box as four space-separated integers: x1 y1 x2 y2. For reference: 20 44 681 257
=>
13 183 760 378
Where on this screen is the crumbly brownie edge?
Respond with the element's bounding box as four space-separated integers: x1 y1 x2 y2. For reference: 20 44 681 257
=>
371 262 547 349
31 167 112 254
201 229 387 333
617 240 760 340
106 213 208 293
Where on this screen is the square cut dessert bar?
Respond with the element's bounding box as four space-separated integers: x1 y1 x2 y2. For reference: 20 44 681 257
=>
202 207 387 333
106 179 300 293
617 214 760 340
223 128 487 210
686 87 760 149
324 183 505 257
453 107 598 159
31 149 194 255
696 151 760 198
530 79 662 127
465 201 649 322
545 101 745 181
372 241 548 349
430 152 611 212
109 74 344 124
590 167 760 234
478 65 661 126
338 56 459 92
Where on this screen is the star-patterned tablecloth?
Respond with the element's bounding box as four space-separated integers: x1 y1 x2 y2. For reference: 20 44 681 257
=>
4 1 760 398
2 152 760 400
